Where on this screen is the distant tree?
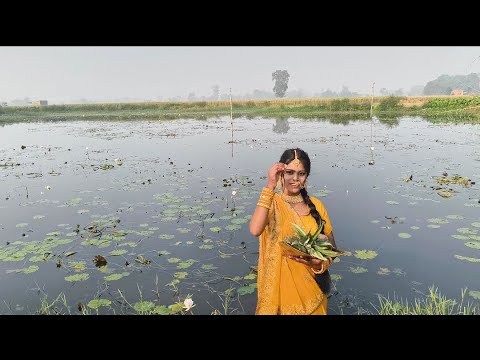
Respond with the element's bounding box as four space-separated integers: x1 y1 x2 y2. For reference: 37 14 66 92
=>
287 88 307 98
211 85 220 101
423 73 480 95
272 70 290 98
339 86 354 97
408 85 424 96
379 88 389 96
187 92 196 101
320 89 336 98
393 88 404 96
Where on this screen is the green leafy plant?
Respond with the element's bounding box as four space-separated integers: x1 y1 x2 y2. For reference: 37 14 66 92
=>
282 223 351 260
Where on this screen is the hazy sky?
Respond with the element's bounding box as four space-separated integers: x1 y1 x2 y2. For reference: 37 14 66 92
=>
1 46 479 103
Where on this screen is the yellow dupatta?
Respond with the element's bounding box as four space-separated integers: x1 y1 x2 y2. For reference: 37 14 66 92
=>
255 193 328 315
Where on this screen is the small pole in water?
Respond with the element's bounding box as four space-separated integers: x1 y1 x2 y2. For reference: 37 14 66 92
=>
370 81 375 119
369 82 375 165
230 88 234 141
230 88 234 157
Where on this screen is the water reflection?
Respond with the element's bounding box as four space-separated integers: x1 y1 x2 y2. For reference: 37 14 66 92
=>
0 116 479 315
272 118 290 134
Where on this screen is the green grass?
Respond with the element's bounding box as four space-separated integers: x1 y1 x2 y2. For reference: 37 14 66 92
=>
373 286 479 315
2 96 480 124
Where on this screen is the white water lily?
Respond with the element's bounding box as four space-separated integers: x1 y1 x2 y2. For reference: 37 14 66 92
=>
231 191 237 197
183 298 195 311
114 159 123 166
45 186 51 190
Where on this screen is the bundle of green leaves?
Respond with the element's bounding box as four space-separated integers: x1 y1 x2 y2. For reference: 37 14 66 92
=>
283 223 351 260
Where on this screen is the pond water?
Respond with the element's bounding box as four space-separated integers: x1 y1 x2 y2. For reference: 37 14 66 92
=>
0 116 479 314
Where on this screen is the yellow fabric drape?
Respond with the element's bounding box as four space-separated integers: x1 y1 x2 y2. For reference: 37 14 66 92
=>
256 194 333 315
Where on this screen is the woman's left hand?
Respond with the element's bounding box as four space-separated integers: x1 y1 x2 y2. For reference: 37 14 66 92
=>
288 255 333 274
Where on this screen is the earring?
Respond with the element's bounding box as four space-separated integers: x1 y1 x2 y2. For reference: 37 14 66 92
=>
302 180 307 190
275 177 282 192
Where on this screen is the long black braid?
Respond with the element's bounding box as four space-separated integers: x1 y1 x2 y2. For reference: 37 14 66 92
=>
280 147 331 293
279 148 323 231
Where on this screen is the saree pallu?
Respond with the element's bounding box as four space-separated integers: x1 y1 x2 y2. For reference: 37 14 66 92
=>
255 193 333 315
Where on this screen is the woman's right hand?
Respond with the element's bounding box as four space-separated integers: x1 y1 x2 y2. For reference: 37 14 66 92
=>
267 162 286 190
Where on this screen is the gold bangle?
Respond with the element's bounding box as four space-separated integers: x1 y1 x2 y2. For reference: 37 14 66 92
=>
311 267 323 274
257 202 271 210
257 188 274 209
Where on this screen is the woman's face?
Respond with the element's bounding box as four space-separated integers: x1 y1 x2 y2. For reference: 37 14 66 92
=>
282 160 307 195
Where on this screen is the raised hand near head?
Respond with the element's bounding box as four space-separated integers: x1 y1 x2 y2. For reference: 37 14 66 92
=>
267 162 286 190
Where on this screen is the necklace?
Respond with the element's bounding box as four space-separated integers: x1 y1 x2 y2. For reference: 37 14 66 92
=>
280 192 304 204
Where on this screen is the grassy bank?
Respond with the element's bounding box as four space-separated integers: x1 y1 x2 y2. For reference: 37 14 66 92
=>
1 96 480 123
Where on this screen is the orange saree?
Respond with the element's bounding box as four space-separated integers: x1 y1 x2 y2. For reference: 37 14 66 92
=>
255 193 333 315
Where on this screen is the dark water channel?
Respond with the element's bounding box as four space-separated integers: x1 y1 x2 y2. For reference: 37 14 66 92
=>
0 116 479 314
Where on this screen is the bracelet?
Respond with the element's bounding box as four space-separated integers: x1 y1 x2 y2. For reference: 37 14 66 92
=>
257 187 275 210
311 259 333 274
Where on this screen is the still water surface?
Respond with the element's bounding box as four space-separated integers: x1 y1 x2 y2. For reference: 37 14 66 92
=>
0 116 479 314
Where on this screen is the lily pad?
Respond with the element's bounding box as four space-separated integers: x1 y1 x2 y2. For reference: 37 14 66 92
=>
353 250 378 260
398 233 412 238
110 249 128 256
65 273 90 282
437 191 452 198
451 234 471 240
199 244 214 250
87 298 111 310
174 272 188 279
158 234 175 239
454 254 480 263
153 306 172 315
468 290 480 300
385 200 399 205
465 242 480 250
104 272 130 281
225 224 241 231
133 301 155 313
237 285 256 296
349 266 368 273
457 228 478 235
446 215 464 220
201 264 217 270
177 259 196 269
69 261 86 271
428 218 448 224
6 265 39 274
377 268 391 275
410 226 420 230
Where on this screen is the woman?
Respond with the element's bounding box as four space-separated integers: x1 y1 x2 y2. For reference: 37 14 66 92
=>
249 148 337 315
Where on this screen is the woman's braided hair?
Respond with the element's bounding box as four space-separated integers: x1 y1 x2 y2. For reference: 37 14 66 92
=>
279 148 323 230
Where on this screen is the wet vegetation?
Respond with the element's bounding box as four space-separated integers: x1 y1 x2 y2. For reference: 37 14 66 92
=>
1 96 480 124
0 115 479 315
